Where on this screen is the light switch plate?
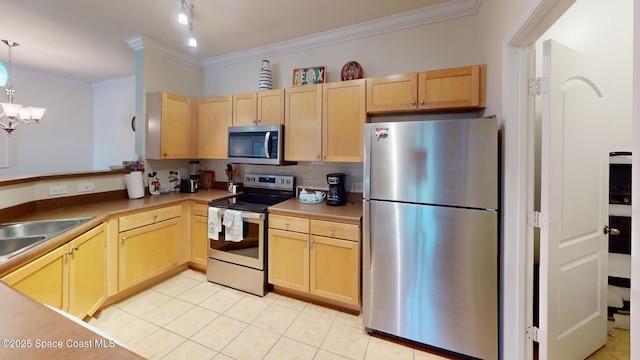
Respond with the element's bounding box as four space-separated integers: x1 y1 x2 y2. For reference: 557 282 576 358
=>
48 185 67 196
77 182 95 193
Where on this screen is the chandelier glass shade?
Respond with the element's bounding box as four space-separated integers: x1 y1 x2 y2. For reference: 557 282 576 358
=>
0 40 46 135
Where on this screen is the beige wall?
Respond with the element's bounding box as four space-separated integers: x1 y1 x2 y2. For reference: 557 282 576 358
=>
202 16 478 97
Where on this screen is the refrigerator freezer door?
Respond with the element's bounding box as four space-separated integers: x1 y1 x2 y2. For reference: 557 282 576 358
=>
363 200 498 359
363 118 498 210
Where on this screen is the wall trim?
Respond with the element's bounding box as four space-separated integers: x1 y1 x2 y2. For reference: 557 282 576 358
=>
126 35 202 70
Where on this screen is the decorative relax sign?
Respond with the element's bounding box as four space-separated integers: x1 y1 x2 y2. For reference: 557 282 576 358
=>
292 66 326 86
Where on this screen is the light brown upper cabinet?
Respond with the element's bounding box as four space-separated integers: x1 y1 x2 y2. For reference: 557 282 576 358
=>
146 91 192 159
285 81 365 163
284 85 323 162
232 89 284 126
197 96 232 159
322 79 366 162
366 64 486 113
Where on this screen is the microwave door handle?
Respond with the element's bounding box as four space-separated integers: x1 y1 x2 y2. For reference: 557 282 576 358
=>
264 131 271 159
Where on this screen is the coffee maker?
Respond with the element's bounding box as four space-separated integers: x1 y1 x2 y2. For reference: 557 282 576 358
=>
326 173 347 206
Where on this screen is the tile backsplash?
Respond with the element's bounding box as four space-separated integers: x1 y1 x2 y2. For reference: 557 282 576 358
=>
197 160 363 193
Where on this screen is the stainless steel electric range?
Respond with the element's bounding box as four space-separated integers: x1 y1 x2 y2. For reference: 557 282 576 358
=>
206 173 295 296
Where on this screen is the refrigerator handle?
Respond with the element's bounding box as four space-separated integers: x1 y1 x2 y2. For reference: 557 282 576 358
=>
363 199 371 269
363 125 371 199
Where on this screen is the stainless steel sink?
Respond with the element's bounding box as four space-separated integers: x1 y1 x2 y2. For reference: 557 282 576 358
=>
0 217 95 261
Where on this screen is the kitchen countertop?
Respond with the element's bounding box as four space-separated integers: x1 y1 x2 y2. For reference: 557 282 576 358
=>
0 189 232 277
0 282 143 359
269 193 363 223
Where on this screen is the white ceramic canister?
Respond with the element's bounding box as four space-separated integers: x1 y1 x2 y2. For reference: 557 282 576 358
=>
258 60 272 91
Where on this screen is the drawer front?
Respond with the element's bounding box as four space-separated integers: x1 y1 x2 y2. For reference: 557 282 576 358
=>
192 203 209 217
119 204 182 232
310 220 360 242
269 214 309 233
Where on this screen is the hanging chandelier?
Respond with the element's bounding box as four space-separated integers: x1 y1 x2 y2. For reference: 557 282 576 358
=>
0 40 46 135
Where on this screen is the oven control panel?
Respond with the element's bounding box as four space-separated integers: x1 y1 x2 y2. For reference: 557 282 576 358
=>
244 173 295 191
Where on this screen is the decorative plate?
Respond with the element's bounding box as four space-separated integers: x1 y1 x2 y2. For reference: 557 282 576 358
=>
341 61 364 81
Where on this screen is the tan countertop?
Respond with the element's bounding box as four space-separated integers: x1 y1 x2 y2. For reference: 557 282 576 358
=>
0 282 143 359
0 189 232 277
269 193 363 223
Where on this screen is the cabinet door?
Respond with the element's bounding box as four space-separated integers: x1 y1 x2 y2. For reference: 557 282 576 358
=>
322 79 366 162
1 245 69 311
418 65 486 110
119 218 180 291
190 215 208 270
161 92 191 159
366 73 418 113
268 229 309 292
233 92 258 126
257 89 285 125
310 235 360 306
68 223 107 318
198 96 232 159
284 85 322 161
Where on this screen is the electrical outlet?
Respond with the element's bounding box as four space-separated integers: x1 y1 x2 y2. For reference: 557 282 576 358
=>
48 185 67 196
77 182 95 193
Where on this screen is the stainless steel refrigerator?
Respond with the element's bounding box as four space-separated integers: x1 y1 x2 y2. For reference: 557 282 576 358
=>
363 117 499 360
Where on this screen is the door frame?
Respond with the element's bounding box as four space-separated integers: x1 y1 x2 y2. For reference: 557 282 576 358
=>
502 0 638 359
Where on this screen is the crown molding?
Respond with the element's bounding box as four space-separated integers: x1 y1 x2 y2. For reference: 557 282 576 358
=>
92 75 135 89
126 35 201 70
201 0 481 69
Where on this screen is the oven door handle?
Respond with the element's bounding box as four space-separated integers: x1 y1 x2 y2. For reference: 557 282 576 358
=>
215 208 265 220
264 131 271 159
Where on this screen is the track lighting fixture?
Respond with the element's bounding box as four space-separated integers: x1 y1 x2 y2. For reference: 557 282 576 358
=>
177 0 197 47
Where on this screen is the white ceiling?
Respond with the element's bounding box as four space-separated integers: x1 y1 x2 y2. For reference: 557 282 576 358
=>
0 0 470 84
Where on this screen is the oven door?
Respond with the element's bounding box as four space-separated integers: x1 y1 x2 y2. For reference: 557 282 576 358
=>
208 211 265 270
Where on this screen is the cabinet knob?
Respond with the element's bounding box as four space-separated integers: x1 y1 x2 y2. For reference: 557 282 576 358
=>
122 237 127 242
310 240 315 244
198 208 203 213
420 99 425 105
303 239 307 243
316 154 321 160
153 215 158 221
163 152 168 157
411 99 416 105
285 222 290 226
322 154 326 160
331 228 336 234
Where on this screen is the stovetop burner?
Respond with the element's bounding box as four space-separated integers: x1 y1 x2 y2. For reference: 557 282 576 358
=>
208 173 296 213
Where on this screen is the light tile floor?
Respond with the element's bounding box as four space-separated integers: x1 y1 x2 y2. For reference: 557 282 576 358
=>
88 269 452 360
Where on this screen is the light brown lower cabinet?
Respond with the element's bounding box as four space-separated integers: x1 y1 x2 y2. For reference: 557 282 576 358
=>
190 203 209 270
1 223 107 319
268 214 360 307
118 213 181 291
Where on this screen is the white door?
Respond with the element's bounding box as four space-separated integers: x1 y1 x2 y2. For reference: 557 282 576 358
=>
539 39 608 359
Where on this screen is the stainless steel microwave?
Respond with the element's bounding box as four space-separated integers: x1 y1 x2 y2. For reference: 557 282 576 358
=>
228 124 293 165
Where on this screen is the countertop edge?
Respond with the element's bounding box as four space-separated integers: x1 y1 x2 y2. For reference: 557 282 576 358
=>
0 190 233 277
